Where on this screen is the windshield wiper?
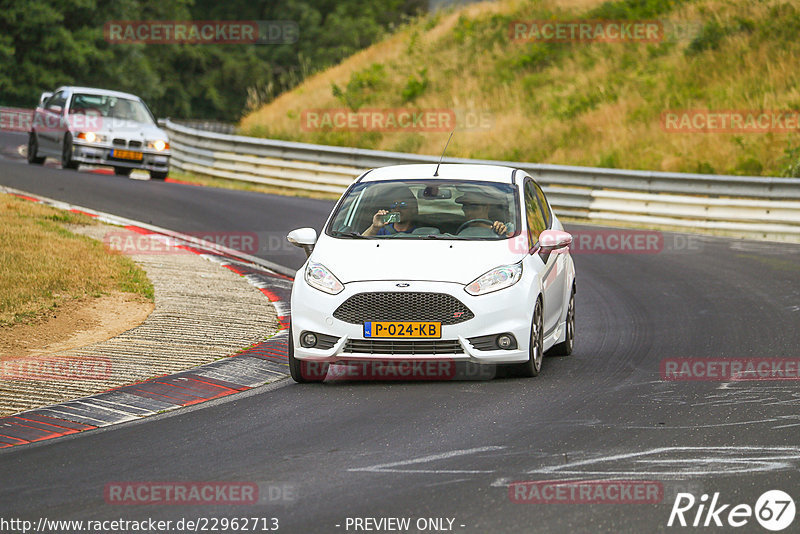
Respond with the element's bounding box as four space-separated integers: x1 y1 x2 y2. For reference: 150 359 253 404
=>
333 231 368 239
425 234 468 240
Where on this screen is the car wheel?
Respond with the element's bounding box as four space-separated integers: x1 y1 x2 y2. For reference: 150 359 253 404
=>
510 298 543 378
61 134 79 170
550 285 575 356
27 133 45 164
149 170 168 180
114 167 133 177
288 326 328 383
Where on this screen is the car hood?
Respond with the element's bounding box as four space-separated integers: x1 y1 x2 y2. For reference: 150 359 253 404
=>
309 236 528 284
74 119 167 140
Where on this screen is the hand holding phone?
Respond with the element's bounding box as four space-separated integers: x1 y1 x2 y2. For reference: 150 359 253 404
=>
382 212 400 224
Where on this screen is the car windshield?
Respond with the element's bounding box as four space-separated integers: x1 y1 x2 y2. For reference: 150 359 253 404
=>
327 179 521 240
69 94 156 125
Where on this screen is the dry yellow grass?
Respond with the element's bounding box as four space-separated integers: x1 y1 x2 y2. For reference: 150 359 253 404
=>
0 194 153 325
240 0 800 177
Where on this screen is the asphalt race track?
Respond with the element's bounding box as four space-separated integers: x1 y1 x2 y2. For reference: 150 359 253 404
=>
2 130 800 533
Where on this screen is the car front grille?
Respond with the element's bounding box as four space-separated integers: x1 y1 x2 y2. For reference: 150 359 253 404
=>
112 138 126 146
129 140 142 148
333 292 474 325
343 339 464 355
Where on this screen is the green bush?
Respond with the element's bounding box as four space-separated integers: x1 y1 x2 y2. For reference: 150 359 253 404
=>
332 63 387 110
401 68 429 102
686 20 727 55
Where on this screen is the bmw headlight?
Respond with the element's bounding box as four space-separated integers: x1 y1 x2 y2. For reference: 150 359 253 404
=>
147 139 170 151
465 263 523 296
76 132 106 143
305 261 344 295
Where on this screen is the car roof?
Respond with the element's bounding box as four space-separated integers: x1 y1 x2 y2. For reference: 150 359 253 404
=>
54 86 143 101
360 164 520 184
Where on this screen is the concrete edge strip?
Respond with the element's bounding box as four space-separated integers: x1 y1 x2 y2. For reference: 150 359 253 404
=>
0 186 295 450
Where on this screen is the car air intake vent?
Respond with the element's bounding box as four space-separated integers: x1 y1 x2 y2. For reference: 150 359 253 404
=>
128 140 142 148
467 335 498 351
112 138 126 146
333 292 474 325
344 339 464 355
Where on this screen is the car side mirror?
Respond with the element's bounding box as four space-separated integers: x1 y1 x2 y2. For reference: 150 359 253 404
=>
539 229 572 250
287 227 318 257
38 92 53 107
48 105 62 113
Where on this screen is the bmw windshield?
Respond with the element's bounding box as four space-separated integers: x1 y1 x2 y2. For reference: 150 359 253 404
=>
69 93 157 126
327 179 521 240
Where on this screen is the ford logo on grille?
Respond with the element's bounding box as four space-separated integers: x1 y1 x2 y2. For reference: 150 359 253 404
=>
396 283 410 287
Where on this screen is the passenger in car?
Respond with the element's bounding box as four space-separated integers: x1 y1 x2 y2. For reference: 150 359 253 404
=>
363 193 419 236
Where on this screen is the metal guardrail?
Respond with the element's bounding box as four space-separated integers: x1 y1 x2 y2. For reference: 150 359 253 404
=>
161 119 800 241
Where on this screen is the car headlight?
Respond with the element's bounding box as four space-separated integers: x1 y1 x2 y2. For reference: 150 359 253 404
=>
76 132 106 143
465 263 523 296
147 139 169 151
305 261 344 295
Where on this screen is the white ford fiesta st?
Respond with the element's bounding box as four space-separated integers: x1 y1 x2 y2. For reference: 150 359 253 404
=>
286 164 576 382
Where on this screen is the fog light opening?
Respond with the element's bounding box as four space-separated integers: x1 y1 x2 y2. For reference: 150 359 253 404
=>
301 332 318 348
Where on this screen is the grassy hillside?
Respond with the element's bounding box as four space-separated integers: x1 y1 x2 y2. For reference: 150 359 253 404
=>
240 0 800 177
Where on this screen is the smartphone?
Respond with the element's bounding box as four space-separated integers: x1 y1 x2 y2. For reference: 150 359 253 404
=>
382 212 400 224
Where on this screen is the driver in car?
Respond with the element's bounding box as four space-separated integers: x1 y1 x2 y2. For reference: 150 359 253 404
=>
456 191 511 236
363 193 418 236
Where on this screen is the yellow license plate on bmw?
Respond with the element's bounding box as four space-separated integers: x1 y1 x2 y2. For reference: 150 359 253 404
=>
111 149 143 161
364 321 441 338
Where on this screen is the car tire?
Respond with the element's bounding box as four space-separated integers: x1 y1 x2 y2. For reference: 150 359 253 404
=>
288 326 328 383
149 170 168 180
114 167 133 177
509 298 543 378
550 285 575 356
27 133 45 164
61 134 79 170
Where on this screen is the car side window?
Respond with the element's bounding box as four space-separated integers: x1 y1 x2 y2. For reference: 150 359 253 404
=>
533 182 552 229
524 179 547 249
47 91 66 111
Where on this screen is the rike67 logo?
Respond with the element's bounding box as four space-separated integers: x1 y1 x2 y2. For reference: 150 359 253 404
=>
668 490 795 531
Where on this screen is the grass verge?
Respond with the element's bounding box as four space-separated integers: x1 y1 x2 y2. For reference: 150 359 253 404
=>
0 194 154 326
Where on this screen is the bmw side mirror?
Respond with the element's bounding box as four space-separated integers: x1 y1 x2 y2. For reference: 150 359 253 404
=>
287 227 317 257
38 92 53 107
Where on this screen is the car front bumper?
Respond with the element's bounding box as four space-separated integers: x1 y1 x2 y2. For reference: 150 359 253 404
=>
72 142 170 172
290 278 534 365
